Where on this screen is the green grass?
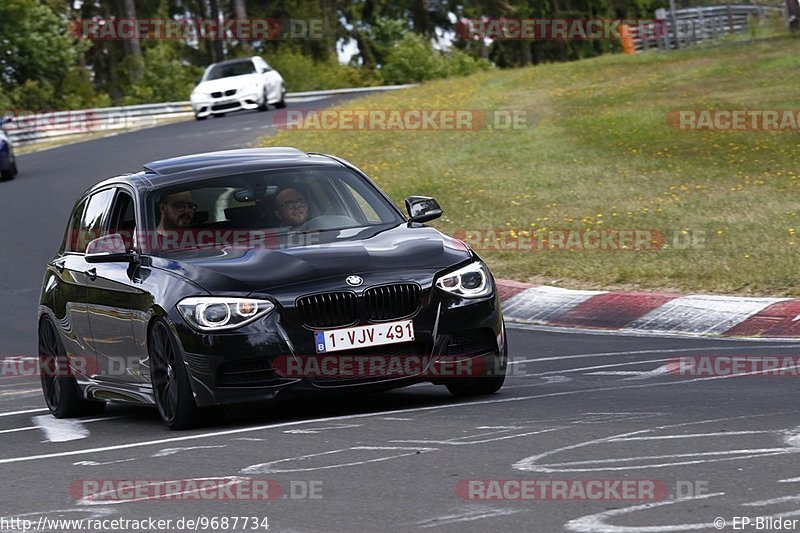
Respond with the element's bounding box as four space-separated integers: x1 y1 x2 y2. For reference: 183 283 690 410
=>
260 36 800 296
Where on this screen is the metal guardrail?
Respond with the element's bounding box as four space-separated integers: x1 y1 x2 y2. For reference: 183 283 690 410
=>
628 4 784 51
4 84 416 146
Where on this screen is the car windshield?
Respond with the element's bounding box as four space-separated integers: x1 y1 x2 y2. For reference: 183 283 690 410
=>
203 60 255 81
145 167 404 255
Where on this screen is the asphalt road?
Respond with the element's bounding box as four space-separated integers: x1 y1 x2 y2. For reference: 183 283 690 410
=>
2 94 800 532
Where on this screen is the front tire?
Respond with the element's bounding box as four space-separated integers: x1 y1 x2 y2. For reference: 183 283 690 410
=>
39 317 105 418
148 319 199 430
274 86 287 109
195 114 207 121
445 349 506 397
258 89 269 111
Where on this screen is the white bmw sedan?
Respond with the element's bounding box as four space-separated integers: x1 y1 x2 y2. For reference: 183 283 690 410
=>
190 56 286 120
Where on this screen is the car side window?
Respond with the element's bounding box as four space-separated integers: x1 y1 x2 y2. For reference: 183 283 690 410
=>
62 198 87 254
77 189 115 254
107 190 136 251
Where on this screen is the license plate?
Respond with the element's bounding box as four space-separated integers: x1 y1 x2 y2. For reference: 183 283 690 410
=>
314 320 415 353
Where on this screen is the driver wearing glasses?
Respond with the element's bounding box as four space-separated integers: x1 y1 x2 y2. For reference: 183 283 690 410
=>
274 187 309 229
156 191 197 241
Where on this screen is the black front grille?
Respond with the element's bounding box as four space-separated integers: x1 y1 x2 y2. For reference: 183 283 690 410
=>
365 283 421 321
225 89 237 96
447 329 496 356
297 292 358 329
217 358 277 387
211 101 239 111
211 91 222 98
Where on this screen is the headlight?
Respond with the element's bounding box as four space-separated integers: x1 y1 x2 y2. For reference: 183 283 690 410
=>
435 261 493 298
177 297 275 331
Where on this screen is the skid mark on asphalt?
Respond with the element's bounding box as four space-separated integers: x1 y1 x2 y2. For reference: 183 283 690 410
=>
151 445 227 457
391 426 564 446
240 446 437 474
408 506 519 528
514 412 800 473
73 458 136 466
0 508 115 533
564 492 725 532
76 476 252 506
283 423 362 434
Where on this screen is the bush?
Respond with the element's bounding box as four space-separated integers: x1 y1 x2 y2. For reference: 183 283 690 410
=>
265 47 381 92
381 33 491 85
122 45 203 105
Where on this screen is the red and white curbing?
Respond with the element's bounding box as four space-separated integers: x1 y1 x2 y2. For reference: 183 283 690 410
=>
496 280 800 338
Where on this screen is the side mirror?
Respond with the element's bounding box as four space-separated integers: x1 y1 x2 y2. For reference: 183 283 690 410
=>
405 196 443 224
85 233 135 263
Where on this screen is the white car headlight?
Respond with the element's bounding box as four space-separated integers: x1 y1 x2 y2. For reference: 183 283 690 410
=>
435 261 493 298
177 297 275 331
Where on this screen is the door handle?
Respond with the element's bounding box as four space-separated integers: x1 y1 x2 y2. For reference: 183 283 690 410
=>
86 268 97 281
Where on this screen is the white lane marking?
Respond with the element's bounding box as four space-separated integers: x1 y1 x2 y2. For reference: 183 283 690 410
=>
34 415 89 442
743 495 800 506
534 448 799 469
233 437 264 442
283 423 362 434
509 343 800 365
527 357 668 375
564 493 725 532
380 417 414 421
508 320 800 342
609 430 774 441
585 371 653 376
0 389 41 397
73 458 136 466
1 366 797 465
475 426 522 429
0 408 49 418
0 426 37 435
151 445 226 457
392 427 563 446
410 506 519 528
240 446 437 474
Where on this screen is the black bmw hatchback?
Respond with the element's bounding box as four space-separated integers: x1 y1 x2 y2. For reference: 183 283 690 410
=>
38 148 507 429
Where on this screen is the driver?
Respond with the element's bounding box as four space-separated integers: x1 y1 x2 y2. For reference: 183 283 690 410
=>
157 191 197 236
274 186 309 229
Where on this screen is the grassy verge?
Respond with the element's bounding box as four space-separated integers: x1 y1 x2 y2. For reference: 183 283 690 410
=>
260 36 800 296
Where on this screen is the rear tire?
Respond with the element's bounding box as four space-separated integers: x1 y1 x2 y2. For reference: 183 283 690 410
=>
148 319 199 430
39 317 106 418
0 162 16 181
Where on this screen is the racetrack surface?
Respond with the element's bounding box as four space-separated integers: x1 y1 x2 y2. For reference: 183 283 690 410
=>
2 93 800 532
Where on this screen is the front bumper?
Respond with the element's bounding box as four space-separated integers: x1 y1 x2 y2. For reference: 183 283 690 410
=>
191 91 261 118
167 284 505 407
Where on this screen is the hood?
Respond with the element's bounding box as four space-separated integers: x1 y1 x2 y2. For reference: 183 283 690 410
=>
149 224 473 295
195 74 260 93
